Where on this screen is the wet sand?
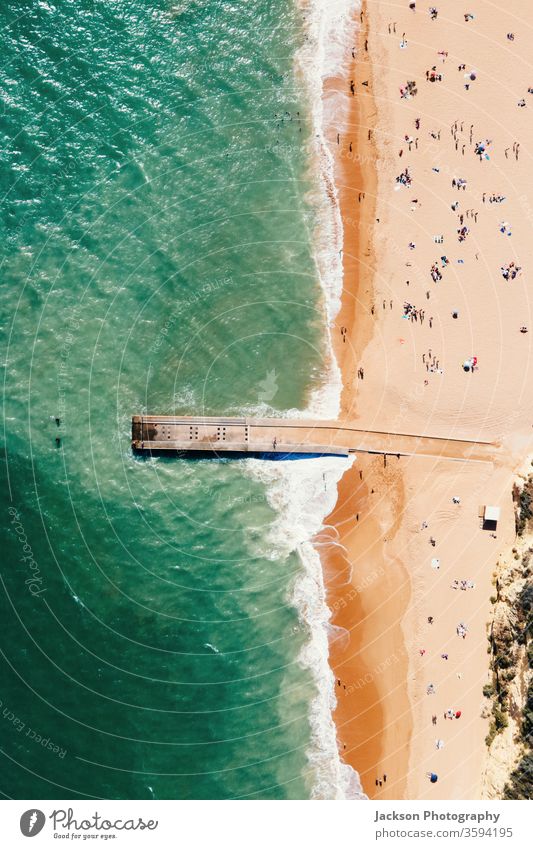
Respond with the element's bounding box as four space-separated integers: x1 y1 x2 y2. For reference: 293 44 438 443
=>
321 2 413 800
323 452 411 800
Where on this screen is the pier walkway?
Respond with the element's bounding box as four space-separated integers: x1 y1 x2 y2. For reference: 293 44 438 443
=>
132 415 495 463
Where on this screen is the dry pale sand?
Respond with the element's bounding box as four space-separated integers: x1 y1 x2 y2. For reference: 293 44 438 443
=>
321 0 533 799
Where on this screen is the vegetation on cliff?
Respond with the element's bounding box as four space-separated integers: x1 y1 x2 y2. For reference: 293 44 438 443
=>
483 474 532 798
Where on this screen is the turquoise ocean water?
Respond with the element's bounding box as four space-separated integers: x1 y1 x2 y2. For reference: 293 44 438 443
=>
0 0 359 799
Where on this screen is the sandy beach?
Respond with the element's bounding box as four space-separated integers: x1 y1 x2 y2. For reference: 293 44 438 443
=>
322 0 533 799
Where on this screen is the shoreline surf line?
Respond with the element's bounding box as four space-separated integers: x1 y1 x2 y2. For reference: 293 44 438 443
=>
291 0 367 799
318 0 413 799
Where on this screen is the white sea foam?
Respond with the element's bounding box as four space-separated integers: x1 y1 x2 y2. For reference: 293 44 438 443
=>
298 0 361 82
243 454 366 800
294 0 366 800
244 0 367 800
293 0 361 422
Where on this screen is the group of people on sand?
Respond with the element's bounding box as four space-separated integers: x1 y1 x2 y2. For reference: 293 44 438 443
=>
431 709 461 725
403 302 426 323
444 708 462 720
422 349 439 368
451 578 475 591
396 166 412 186
400 79 417 99
430 262 443 282
451 177 467 190
426 67 443 82
474 139 491 161
409 4 476 24
456 621 468 639
501 262 521 281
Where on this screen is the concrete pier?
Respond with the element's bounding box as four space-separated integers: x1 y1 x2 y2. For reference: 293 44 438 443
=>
131 415 495 462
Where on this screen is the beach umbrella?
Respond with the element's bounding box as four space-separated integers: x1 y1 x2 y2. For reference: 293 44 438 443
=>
430 773 438 783
455 710 462 718
470 73 476 80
